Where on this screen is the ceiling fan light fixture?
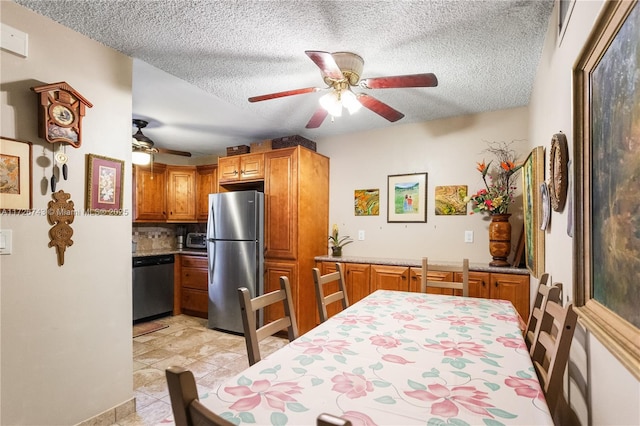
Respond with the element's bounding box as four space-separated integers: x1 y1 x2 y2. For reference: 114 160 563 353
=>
341 90 362 115
319 91 343 117
327 52 364 86
132 149 152 166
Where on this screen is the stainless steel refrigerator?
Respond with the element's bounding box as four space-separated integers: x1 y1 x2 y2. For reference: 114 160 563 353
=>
207 190 264 333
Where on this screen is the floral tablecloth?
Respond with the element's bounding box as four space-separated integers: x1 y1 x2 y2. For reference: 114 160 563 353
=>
199 290 552 425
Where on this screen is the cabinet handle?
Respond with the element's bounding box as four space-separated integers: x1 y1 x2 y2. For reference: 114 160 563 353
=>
481 280 486 287
495 281 499 288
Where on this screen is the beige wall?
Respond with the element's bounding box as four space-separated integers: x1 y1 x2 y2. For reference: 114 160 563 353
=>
1 2 134 424
528 0 640 424
317 106 530 262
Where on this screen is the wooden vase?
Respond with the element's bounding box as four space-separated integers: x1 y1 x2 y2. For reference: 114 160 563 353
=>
489 213 511 267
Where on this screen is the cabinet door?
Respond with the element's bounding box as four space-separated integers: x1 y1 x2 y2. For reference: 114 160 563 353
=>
455 271 491 299
371 265 410 292
264 149 297 260
240 153 265 180
264 260 298 328
196 165 217 221
345 263 372 303
218 156 241 183
179 255 208 318
133 164 167 221
167 166 196 222
490 273 530 320
317 262 342 320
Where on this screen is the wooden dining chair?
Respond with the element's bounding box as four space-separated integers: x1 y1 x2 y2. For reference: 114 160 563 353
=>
312 263 349 322
531 299 578 415
420 257 469 297
525 274 562 354
166 366 234 426
317 413 353 426
238 276 299 366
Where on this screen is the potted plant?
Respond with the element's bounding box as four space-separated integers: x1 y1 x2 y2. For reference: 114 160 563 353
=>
328 224 353 257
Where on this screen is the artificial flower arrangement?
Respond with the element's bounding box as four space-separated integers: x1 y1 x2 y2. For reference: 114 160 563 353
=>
465 141 523 215
328 224 353 249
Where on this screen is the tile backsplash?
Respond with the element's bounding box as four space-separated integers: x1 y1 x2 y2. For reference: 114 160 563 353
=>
132 225 177 252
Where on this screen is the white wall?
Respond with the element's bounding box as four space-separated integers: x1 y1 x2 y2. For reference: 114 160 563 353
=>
317 107 530 263
527 0 640 424
1 2 134 424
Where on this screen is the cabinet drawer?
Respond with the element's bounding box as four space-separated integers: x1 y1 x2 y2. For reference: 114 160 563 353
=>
181 267 208 290
181 288 208 318
181 255 207 268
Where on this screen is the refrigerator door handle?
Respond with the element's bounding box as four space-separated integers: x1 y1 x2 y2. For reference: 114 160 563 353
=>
208 241 216 277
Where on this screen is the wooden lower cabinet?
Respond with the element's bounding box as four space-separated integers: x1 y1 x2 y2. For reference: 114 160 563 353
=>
264 260 298 328
490 273 530 320
409 267 456 295
371 265 410 291
179 255 208 318
317 262 371 321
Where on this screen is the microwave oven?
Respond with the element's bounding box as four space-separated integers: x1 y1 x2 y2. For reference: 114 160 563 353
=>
185 232 206 249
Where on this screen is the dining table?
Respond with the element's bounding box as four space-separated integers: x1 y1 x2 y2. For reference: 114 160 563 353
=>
196 290 553 425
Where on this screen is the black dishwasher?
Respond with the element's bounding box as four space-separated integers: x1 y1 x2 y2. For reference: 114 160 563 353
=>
132 254 174 322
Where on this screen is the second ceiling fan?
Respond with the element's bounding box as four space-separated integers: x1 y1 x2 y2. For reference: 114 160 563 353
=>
248 50 438 128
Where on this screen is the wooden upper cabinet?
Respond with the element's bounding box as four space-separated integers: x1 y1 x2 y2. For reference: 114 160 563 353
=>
218 153 264 183
371 265 410 292
133 163 167 222
167 166 196 222
264 149 297 260
196 165 217 221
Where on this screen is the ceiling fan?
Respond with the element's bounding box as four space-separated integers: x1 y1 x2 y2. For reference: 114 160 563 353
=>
248 50 438 128
132 119 191 165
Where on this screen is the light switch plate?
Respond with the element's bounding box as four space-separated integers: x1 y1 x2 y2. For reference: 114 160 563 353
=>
0 229 13 254
464 230 474 243
358 230 365 241
1 24 28 58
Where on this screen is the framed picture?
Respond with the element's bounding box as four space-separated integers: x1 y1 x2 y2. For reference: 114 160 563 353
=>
522 146 545 278
573 0 640 379
558 0 576 46
540 182 551 231
354 189 379 216
387 172 427 223
86 154 124 215
435 185 467 215
0 137 32 211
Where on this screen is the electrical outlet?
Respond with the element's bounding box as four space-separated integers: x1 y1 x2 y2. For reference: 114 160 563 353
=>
358 230 365 241
464 230 474 243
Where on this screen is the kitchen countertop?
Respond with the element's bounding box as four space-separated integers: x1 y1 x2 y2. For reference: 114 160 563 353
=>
314 255 529 275
133 248 207 258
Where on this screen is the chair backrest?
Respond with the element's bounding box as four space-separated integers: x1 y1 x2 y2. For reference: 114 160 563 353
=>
165 366 234 426
312 263 349 322
562 321 591 426
525 274 562 354
238 276 299 366
531 300 578 415
317 413 353 426
420 257 469 297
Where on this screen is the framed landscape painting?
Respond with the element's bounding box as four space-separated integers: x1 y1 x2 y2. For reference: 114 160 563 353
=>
354 188 379 216
0 137 32 211
387 173 427 223
573 0 640 379
522 146 545 278
435 185 467 215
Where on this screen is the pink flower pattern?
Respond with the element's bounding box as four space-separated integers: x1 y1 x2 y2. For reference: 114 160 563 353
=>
225 380 303 412
392 312 416 321
336 314 376 325
294 338 351 354
505 376 546 402
423 340 486 357
370 334 401 349
440 315 483 326
497 336 527 351
331 372 374 399
405 383 495 418
342 410 378 426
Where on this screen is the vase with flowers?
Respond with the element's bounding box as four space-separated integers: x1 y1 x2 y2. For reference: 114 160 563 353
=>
465 141 523 266
328 224 353 257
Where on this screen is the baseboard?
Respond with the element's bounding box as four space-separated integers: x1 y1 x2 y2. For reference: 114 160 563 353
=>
75 397 136 426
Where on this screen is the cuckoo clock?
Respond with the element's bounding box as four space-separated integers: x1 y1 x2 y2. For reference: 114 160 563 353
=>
31 82 93 148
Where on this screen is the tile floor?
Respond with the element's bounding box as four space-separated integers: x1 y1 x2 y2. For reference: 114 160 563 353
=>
115 314 287 425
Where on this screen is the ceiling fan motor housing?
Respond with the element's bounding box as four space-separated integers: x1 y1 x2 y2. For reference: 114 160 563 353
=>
323 52 364 86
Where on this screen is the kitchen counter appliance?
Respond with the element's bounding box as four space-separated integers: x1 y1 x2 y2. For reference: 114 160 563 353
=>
207 190 264 333
132 254 174 322
186 232 206 249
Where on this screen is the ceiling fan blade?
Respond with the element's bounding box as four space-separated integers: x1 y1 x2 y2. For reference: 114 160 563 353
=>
305 51 344 80
305 107 329 129
360 73 438 89
248 87 320 103
156 148 192 157
356 93 405 122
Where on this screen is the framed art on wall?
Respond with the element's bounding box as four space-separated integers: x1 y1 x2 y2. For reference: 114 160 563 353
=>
86 154 124 215
435 185 467 215
354 189 380 216
573 0 640 379
522 146 545 278
387 173 427 223
0 137 33 211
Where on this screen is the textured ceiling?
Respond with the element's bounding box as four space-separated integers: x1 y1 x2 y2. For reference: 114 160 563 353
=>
15 0 554 157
